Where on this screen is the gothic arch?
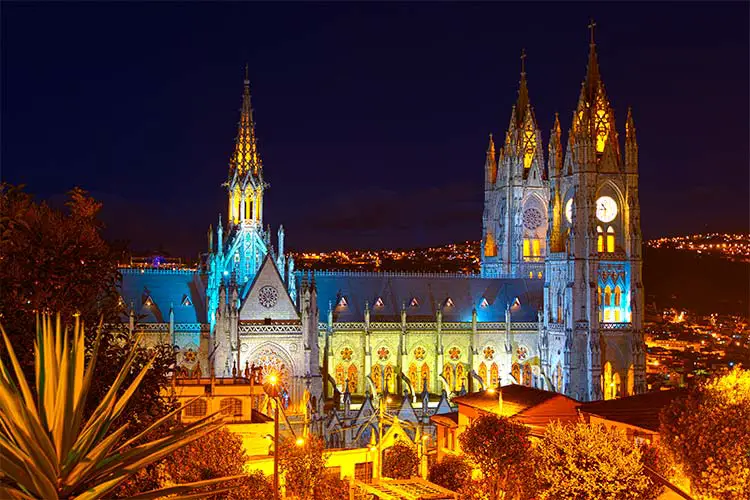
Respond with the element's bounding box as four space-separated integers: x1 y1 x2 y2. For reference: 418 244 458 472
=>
246 342 296 387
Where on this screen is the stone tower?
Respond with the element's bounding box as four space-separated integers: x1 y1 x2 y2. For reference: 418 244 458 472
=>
482 51 549 279
541 25 645 402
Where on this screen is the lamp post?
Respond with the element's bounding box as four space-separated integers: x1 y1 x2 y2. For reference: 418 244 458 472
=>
263 374 281 500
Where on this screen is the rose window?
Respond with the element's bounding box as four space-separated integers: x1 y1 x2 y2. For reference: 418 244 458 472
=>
522 208 544 231
516 345 528 361
258 285 278 308
448 347 461 361
340 347 353 362
414 346 426 360
483 346 495 360
377 346 390 361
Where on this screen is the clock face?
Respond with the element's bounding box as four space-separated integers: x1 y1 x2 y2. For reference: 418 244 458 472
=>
258 285 279 308
565 198 573 224
596 196 618 223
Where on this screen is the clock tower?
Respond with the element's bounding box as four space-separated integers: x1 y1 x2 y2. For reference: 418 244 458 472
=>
482 51 549 279
541 24 645 402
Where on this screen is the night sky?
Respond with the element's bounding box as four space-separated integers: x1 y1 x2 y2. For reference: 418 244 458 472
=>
3 3 748 257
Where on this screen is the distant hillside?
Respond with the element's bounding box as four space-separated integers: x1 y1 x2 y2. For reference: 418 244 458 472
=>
643 247 749 315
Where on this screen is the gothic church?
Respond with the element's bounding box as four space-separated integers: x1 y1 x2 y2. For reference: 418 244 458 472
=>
119 30 645 411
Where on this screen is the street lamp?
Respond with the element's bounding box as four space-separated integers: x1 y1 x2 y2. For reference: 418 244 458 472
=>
263 373 282 500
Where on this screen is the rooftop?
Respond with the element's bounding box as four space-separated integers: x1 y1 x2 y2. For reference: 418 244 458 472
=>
578 388 687 432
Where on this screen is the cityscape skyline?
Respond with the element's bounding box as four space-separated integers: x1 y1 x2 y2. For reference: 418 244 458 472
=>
3 3 748 256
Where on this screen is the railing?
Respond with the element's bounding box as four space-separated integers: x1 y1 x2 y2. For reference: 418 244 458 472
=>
120 267 197 275
295 270 480 279
325 321 540 332
600 322 632 330
238 324 302 334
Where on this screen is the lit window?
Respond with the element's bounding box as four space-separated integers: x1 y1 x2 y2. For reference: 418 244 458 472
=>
597 226 604 253
184 399 207 417
479 297 489 308
523 239 531 257
220 397 242 417
614 286 621 307
532 239 541 257
409 297 419 308
606 226 615 253
604 286 612 307
484 233 497 257
373 297 384 308
444 298 454 308
338 296 348 307
182 295 192 307
537 271 543 279
144 295 154 307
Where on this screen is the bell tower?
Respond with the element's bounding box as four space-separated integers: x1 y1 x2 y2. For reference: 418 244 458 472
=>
482 50 549 279
542 22 645 402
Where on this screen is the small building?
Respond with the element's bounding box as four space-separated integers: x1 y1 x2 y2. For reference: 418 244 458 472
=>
432 385 580 460
578 388 687 445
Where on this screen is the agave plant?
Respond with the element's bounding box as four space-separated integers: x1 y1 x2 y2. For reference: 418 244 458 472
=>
0 315 243 499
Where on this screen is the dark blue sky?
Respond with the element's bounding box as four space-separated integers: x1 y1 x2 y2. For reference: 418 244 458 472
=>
3 3 748 256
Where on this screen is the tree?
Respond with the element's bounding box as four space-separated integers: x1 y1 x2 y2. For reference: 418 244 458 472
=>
382 440 419 479
0 314 240 499
458 414 531 500
534 421 652 499
0 184 176 440
660 367 750 499
277 435 329 500
428 455 472 492
116 427 274 499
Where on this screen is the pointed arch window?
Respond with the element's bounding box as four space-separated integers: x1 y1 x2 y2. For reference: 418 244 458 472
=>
606 226 615 253
614 286 622 307
490 363 499 387
182 295 192 307
420 363 430 392
444 297 454 308
347 364 358 393
373 297 384 308
337 296 348 308
410 297 419 308
144 295 154 307
479 297 489 308
478 362 487 386
597 226 604 253
484 233 497 257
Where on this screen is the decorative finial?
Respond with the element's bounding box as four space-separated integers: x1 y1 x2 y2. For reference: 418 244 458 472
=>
520 48 527 75
588 19 597 45
244 63 249 84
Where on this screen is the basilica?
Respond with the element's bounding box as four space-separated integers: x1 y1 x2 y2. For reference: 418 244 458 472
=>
120 30 645 415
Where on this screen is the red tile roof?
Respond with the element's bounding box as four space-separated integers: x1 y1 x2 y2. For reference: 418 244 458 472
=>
578 389 687 432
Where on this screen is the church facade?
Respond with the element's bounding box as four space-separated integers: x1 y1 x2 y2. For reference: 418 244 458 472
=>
119 32 645 412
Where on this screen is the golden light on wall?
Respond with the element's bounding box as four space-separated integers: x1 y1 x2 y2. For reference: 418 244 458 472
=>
522 125 536 169
594 91 611 153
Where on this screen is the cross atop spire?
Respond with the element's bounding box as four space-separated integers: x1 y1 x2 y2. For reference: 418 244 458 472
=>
520 48 527 75
588 19 596 46
515 49 530 127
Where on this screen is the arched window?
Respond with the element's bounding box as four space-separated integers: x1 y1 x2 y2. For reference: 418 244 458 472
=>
420 363 430 393
614 286 622 307
371 365 382 393
478 362 487 386
556 363 563 392
603 362 614 400
443 364 453 392
490 363 499 387
384 364 395 393
511 363 521 384
523 239 531 257
484 233 497 257
408 363 418 391
606 226 615 253
335 363 345 389
532 239 541 257
597 226 604 253
522 364 532 387
220 397 242 417
185 398 207 418
604 286 612 306
455 364 465 391
347 364 358 393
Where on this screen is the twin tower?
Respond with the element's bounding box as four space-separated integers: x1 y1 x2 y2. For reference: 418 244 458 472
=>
482 29 646 401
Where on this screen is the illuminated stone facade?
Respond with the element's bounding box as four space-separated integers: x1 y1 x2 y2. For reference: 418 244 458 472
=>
119 34 644 411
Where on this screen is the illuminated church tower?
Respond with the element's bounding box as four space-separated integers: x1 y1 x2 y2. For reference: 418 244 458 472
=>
541 24 645 401
482 52 549 279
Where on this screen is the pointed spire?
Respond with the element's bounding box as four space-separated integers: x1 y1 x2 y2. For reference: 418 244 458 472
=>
515 49 530 126
626 107 636 142
584 19 601 102
485 133 497 186
231 66 261 178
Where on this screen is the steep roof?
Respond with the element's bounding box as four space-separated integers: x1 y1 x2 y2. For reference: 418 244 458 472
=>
119 269 207 323
308 273 543 323
578 389 687 432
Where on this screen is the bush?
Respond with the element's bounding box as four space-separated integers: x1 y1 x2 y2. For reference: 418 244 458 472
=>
382 440 420 479
428 455 472 492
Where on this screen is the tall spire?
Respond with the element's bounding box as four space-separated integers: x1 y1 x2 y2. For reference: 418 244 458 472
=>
584 19 601 102
231 66 261 178
515 49 530 127
485 133 497 185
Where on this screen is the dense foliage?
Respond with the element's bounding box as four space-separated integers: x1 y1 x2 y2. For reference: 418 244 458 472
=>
277 435 330 499
458 414 531 500
660 367 750 499
534 421 652 499
0 184 176 439
116 427 273 499
428 455 472 492
0 315 234 500
382 440 419 479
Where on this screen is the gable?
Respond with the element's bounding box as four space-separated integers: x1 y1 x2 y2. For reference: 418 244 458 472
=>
240 255 299 321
